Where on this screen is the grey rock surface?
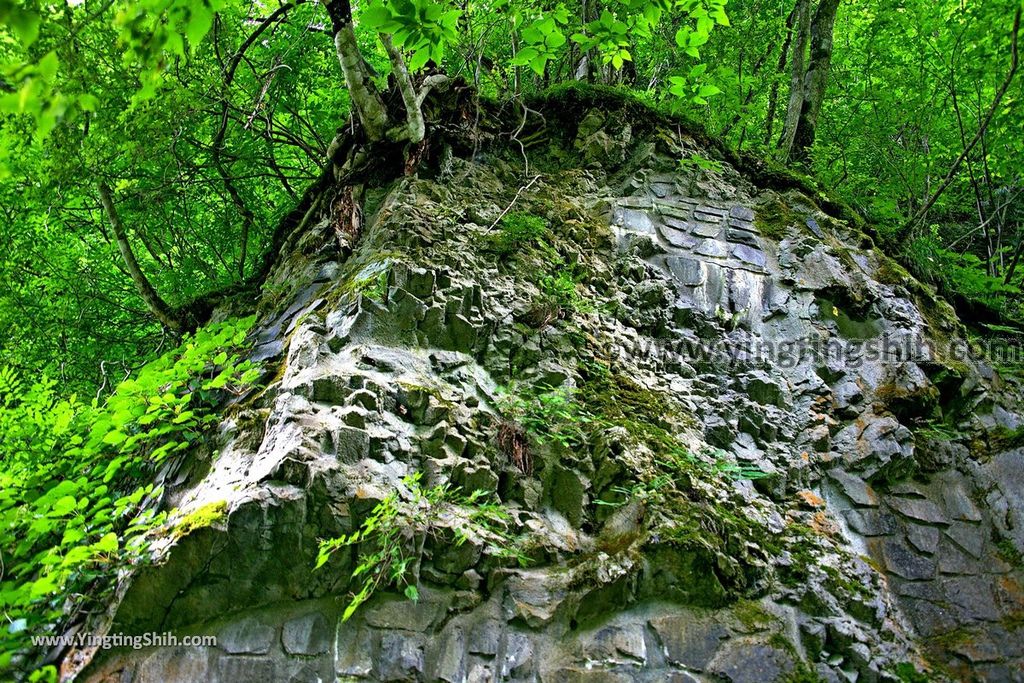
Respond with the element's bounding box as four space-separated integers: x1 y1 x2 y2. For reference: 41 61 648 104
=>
78 101 1024 682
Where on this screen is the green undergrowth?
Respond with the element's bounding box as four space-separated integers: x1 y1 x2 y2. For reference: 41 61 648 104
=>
891 662 931 683
0 317 261 678
904 233 1024 326
315 472 527 621
483 212 550 256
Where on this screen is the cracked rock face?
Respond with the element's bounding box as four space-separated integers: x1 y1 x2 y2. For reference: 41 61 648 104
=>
80 100 1024 682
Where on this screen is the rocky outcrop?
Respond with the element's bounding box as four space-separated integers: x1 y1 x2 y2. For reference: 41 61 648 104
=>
79 90 1024 682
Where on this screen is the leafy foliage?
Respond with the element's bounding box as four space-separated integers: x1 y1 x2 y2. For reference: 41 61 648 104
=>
538 266 593 314
315 472 525 621
0 316 259 676
905 231 1024 321
362 0 462 70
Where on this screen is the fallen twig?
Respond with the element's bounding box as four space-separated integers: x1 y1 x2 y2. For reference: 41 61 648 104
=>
486 175 542 232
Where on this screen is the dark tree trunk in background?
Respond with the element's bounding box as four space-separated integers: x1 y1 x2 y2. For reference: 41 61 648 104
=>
779 0 840 163
778 0 810 157
97 182 183 333
765 3 798 147
1006 229 1024 285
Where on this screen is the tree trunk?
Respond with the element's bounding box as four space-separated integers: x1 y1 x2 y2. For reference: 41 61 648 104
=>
381 34 426 143
1005 226 1024 286
765 2 798 147
97 182 182 333
325 0 389 141
777 0 810 156
788 0 840 162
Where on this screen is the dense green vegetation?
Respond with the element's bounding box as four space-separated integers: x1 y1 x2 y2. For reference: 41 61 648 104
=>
0 317 259 676
1 0 1022 676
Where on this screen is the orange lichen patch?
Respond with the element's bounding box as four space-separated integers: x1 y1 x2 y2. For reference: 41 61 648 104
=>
797 490 826 509
997 575 1024 612
809 511 840 537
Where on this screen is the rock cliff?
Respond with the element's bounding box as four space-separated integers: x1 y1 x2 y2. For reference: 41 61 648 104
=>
79 87 1024 682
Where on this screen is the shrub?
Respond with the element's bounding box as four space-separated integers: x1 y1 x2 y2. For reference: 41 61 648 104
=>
486 212 549 256
905 233 1023 324
315 472 525 622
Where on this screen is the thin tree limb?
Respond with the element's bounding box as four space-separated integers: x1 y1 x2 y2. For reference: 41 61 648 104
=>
487 176 542 232
897 6 1021 241
97 182 182 333
380 34 424 143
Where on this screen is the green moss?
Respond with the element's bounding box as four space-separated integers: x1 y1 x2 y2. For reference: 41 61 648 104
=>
172 500 228 539
763 633 823 683
927 627 973 652
346 260 391 301
990 426 1024 452
576 363 696 443
483 212 549 257
783 664 826 683
891 662 930 683
996 538 1024 568
756 198 798 240
1002 609 1024 632
822 564 872 600
733 600 775 630
874 250 914 286
504 362 776 598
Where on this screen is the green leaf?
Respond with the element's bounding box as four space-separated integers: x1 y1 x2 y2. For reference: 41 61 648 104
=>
78 93 99 112
51 496 77 516
95 532 119 553
409 48 431 71
185 2 214 48
9 8 41 47
362 5 393 29
103 430 127 445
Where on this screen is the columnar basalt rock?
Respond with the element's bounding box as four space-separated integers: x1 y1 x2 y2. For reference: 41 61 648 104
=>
78 94 1024 683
